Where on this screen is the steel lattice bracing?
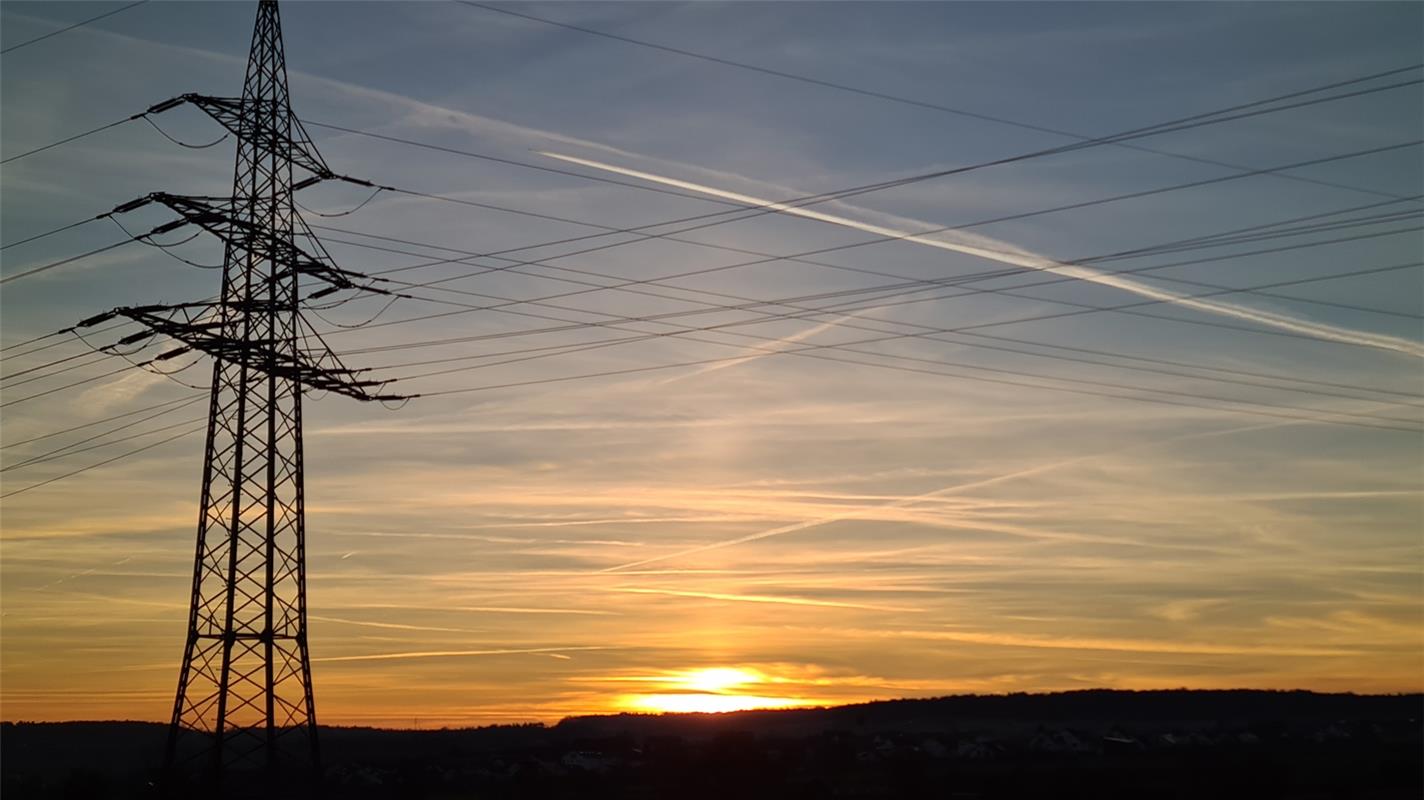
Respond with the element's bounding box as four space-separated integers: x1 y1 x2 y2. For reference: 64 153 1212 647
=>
166 0 318 780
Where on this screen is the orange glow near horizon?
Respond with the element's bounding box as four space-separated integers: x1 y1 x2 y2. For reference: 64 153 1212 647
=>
615 666 825 715
623 693 819 714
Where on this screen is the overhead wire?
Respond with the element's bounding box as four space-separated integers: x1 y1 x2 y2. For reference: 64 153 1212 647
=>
366 258 1424 424
1 353 117 389
109 216 223 269
1 394 205 449
140 115 229 149
3 54 1418 468
0 424 204 500
317 220 1424 409
2 395 205 469
0 0 149 55
0 217 106 251
6 152 1370 414
404 344 1423 434
0 239 137 285
317 156 1421 331
2 320 136 358
306 69 1424 247
461 2 1423 205
3 414 207 473
306 149 1423 361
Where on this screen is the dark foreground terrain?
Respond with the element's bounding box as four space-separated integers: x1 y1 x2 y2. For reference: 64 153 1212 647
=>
2 690 1420 799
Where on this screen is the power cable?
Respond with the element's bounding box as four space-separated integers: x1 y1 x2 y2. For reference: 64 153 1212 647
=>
0 239 136 285
0 0 148 55
306 70 1424 243
319 170 1420 326
310 158 1422 354
1 394 205 449
462 2 1422 204
369 258 1423 422
140 115 229 149
0 114 143 165
407 344 1422 434
0 424 203 500
3 414 206 473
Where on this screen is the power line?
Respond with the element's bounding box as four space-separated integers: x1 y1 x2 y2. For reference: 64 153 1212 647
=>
1 352 116 388
2 413 205 473
0 239 136 285
0 216 106 250
369 258 1423 421
408 341 1422 434
359 259 1424 408
0 424 202 500
308 141 1422 355
308 75 1423 254
307 122 743 207
1 394 204 449
7 59 1413 295
0 114 144 165
2 349 111 381
0 0 149 55
327 224 1421 368
0 363 138 408
2 396 203 469
317 223 1423 405
1 319 136 358
27 241 1410 436
462 2 1422 204
320 148 1420 330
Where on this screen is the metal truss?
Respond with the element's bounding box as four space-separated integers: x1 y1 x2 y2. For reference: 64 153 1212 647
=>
55 0 410 789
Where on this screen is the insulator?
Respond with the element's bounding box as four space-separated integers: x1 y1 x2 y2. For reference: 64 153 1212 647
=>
155 347 193 361
144 97 188 115
76 311 117 328
111 196 154 215
149 219 189 236
291 175 325 192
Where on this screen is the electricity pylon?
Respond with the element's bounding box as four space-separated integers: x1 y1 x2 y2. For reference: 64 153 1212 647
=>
75 0 404 788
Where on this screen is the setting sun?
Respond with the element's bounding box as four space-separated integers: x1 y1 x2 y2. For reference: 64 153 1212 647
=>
677 667 764 692
624 693 817 714
612 666 826 714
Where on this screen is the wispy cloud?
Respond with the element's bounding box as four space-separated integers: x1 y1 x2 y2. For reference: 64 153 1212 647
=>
313 646 611 663
610 586 921 612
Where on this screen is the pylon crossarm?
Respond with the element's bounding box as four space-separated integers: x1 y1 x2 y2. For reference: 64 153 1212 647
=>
104 304 405 401
111 191 388 294
147 93 332 179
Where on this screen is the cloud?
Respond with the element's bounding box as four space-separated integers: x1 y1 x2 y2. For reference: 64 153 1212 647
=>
610 586 922 612
313 645 611 663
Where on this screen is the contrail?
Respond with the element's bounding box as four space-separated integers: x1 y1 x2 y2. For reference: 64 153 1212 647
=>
541 152 1424 358
598 458 1070 569
657 305 888 385
596 411 1386 574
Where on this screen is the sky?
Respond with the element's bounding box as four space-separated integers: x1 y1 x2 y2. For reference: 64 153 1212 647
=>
0 1 1421 727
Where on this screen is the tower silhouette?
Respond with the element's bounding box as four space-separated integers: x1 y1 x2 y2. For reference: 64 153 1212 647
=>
67 0 407 787
164 0 319 780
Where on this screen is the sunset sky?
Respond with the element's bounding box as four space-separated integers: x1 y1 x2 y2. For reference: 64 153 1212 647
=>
1 1 1421 727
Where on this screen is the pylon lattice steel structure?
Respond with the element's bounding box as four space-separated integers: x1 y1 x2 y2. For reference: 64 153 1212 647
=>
70 0 405 783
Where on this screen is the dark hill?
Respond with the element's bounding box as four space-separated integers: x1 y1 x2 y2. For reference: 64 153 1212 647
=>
2 690 1420 799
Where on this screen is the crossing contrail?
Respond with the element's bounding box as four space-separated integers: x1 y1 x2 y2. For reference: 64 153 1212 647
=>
540 152 1424 359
